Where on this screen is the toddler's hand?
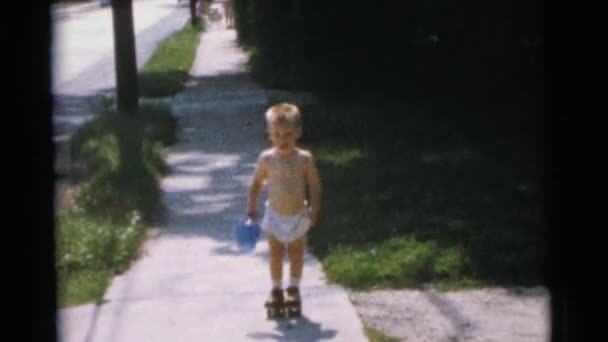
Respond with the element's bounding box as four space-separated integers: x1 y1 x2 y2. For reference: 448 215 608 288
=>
308 209 318 228
247 208 259 220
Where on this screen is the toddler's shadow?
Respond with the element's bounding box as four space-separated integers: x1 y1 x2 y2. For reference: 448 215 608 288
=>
246 315 337 341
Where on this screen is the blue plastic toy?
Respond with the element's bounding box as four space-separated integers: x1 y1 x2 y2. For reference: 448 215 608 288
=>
234 218 261 252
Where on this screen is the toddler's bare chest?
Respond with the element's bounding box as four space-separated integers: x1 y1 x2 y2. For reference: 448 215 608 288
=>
267 157 305 178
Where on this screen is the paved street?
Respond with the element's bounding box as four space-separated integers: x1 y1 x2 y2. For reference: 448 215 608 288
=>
52 0 190 138
52 0 190 96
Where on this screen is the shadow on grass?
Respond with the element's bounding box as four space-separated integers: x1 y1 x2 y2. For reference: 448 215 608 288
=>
139 70 190 98
300 98 544 289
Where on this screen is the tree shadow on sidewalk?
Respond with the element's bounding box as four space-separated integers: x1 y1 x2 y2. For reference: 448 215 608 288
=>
149 72 317 266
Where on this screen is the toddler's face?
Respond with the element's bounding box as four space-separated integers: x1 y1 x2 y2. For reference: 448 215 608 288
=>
268 123 301 153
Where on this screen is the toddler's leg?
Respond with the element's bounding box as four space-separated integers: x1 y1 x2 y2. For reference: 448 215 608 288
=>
287 235 306 282
268 234 286 287
285 235 305 317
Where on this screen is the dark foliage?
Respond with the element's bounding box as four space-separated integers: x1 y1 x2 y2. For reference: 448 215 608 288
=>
233 0 541 104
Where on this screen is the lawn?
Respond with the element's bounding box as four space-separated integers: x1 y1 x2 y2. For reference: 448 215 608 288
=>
294 96 544 290
138 20 204 97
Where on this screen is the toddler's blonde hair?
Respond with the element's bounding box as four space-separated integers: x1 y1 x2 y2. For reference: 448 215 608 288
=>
265 103 302 128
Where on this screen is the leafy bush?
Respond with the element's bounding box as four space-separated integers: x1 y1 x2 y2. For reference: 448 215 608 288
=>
70 104 176 224
235 0 541 101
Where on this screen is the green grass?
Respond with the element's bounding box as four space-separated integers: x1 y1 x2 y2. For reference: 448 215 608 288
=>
323 237 467 289
138 21 204 97
364 327 401 342
55 210 142 307
56 104 178 307
55 207 147 307
295 98 544 291
57 270 113 308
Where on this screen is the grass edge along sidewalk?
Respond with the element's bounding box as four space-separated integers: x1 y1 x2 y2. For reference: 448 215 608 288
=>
139 20 205 98
55 20 203 308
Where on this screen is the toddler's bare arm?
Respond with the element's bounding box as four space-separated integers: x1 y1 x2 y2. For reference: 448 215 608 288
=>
247 154 268 218
305 153 321 227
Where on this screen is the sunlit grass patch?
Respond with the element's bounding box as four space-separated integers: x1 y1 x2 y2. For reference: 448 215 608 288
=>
139 21 203 97
55 210 145 273
322 236 470 290
364 327 401 342
433 245 469 279
55 207 146 307
316 147 366 167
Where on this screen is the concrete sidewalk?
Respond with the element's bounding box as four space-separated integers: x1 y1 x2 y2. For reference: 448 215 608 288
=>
57 25 368 342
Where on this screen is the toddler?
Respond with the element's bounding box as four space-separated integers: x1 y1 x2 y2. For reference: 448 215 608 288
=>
247 102 321 318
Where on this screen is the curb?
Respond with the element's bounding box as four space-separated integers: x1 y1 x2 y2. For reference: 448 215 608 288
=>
53 1 101 15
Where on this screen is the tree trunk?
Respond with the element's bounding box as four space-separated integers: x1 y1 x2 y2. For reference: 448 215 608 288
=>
189 0 200 26
111 0 139 115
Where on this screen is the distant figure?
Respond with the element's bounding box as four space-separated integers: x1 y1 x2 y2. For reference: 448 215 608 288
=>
223 0 234 29
208 7 223 23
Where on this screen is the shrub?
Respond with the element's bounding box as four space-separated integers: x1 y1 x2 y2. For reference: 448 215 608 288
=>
70 104 176 224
